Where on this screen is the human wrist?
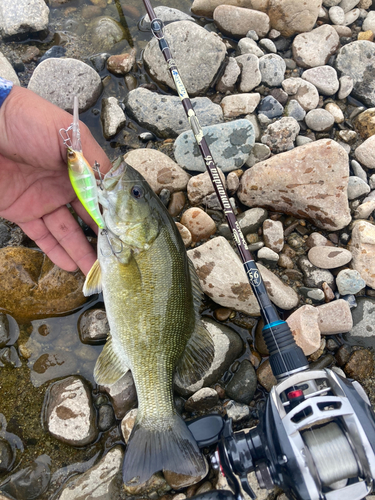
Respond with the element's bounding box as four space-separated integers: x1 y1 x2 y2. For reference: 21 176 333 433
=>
0 77 14 108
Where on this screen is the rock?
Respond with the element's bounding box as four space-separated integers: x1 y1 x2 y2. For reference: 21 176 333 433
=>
100 97 126 139
121 408 138 443
335 41 375 107
0 248 86 321
106 48 136 75
142 6 195 24
180 208 217 242
0 313 10 348
293 25 340 68
298 255 336 289
44 376 98 447
349 220 375 289
100 371 137 419
187 236 260 315
87 16 127 52
301 66 339 96
261 116 300 153
125 88 223 138
349 296 375 345
219 207 268 237
245 142 271 166
191 0 254 17
225 400 250 422
325 102 345 123
340 0 360 12
257 246 279 266
123 149 190 194
238 139 351 231
0 455 50 500
227 172 240 194
306 232 333 248
354 198 375 219
237 37 264 57
362 10 375 31
225 359 257 404
345 7 360 24
344 349 374 380
78 308 109 344
355 135 375 169
256 359 277 392
0 52 20 85
338 74 354 100
236 54 261 92
213 6 270 39
305 109 335 132
258 96 284 119
174 119 255 173
286 305 321 355
220 93 261 118
282 78 319 111
299 287 325 304
284 100 306 121
355 108 375 139
176 222 193 247
216 57 241 93
307 246 352 269
347 176 371 199
259 53 286 87
187 168 226 205
174 317 244 396
262 219 284 252
58 446 123 500
316 299 353 333
184 388 219 412
337 268 366 294
257 262 299 309
28 58 102 112
267 0 322 37
0 0 49 38
144 21 225 97
259 38 277 53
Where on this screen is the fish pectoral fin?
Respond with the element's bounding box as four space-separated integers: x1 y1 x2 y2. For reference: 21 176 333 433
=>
174 321 214 388
94 337 130 386
83 259 102 296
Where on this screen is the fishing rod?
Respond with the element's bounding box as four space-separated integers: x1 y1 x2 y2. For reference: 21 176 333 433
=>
141 0 308 382
139 4 375 500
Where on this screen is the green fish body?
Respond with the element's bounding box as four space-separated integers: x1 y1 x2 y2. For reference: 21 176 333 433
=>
83 161 213 485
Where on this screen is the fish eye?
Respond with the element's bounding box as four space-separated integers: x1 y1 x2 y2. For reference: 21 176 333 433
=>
131 185 144 199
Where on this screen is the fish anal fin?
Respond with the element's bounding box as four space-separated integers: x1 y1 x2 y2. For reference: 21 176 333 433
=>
83 259 102 296
94 337 129 386
175 321 214 388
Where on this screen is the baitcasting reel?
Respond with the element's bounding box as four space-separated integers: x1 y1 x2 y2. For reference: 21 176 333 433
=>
187 368 375 500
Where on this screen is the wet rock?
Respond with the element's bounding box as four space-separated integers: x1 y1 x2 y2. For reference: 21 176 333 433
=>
298 255 336 289
307 246 352 269
28 59 102 113
305 109 335 132
0 346 21 368
238 139 351 231
184 388 219 412
225 359 257 404
213 6 270 39
174 119 255 173
174 317 244 396
317 299 353 333
121 408 138 444
335 41 375 107
78 308 109 345
144 21 226 96
44 376 98 447
97 405 116 432
256 359 277 392
87 16 127 52
344 349 374 380
0 0 49 38
257 263 299 310
225 400 250 422
58 446 123 500
336 269 366 295
125 87 223 138
106 48 136 75
0 455 50 500
0 248 86 321
335 344 352 366
124 149 190 195
262 219 284 252
355 135 375 169
100 370 137 420
101 97 126 139
220 93 261 118
0 438 12 472
180 208 216 243
268 0 322 37
188 237 260 315
286 305 321 355
349 220 375 289
293 25 340 68
259 54 286 87
261 116 300 153
282 78 319 111
0 52 20 85
143 5 195 24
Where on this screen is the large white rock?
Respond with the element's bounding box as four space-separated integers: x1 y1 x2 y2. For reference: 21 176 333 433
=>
0 0 49 38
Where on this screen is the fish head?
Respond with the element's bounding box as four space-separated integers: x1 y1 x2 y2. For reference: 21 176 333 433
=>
99 161 159 252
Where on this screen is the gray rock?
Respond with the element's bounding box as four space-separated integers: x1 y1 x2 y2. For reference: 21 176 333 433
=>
100 371 137 420
0 438 12 472
258 38 277 53
237 38 264 57
347 176 371 199
305 109 335 132
44 376 98 447
78 308 109 345
336 269 366 295
339 0 360 12
0 455 50 500
100 97 126 139
0 52 19 85
225 360 257 404
97 405 116 432
216 57 241 93
351 159 367 183
184 387 219 412
349 220 375 289
28 58 102 112
58 446 123 500
225 400 250 422
0 313 10 348
259 54 286 87
174 119 254 173
144 21 226 97
125 87 223 138
245 142 271 167
236 54 261 92
213 5 270 39
348 297 375 348
87 16 127 52
338 74 354 100
301 66 339 96
355 135 375 169
335 41 375 107
0 0 49 38
298 255 335 289
143 6 194 24
174 317 244 396
258 95 284 118
219 207 268 237
261 116 300 153
284 99 306 121
282 78 319 111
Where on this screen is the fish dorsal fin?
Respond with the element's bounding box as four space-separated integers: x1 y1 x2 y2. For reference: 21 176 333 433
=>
83 259 102 296
94 336 130 386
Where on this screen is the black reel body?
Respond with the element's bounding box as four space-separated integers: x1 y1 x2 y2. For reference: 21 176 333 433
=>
187 368 375 500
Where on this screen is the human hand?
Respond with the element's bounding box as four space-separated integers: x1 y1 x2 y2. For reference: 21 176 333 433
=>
0 85 112 275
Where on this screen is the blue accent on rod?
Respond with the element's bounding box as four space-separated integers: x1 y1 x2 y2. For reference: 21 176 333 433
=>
262 320 285 331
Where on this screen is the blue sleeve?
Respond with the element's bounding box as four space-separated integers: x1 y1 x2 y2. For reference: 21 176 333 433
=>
0 76 14 108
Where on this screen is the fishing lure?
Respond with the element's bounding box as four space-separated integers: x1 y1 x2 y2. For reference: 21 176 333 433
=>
60 96 106 230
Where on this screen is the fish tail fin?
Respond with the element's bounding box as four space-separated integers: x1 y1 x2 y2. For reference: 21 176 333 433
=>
123 413 207 487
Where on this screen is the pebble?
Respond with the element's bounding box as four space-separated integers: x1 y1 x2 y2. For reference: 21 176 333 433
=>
257 246 279 266
0 0 49 38
338 74 354 99
307 246 352 269
355 108 375 140
345 7 360 24
216 57 241 93
184 388 219 412
284 99 306 121
305 109 335 132
262 219 284 252
349 220 375 289
187 169 225 206
100 371 137 419
97 404 116 432
87 16 128 52
174 119 255 173
225 400 250 422
236 54 261 92
298 255 336 289
213 6 270 39
106 48 136 75
362 10 375 30
292 25 340 68
44 376 98 446
245 142 271 167
325 102 345 123
355 135 375 169
282 78 319 111
78 308 109 344
124 149 190 195
317 299 353 333
306 232 332 248
100 97 126 139
180 208 216 243
236 38 264 58
0 313 11 348
0 455 51 500
344 349 374 380
227 171 240 194
256 360 277 392
302 66 339 96
259 54 286 87
125 87 223 139
329 6 346 24
267 0 322 37
142 5 194 24
347 176 371 199
257 96 284 119
220 93 261 118
286 305 321 355
336 268 366 295
261 116 300 153
257 263 299 310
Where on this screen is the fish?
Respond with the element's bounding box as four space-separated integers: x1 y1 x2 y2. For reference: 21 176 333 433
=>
83 159 214 486
61 96 106 230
